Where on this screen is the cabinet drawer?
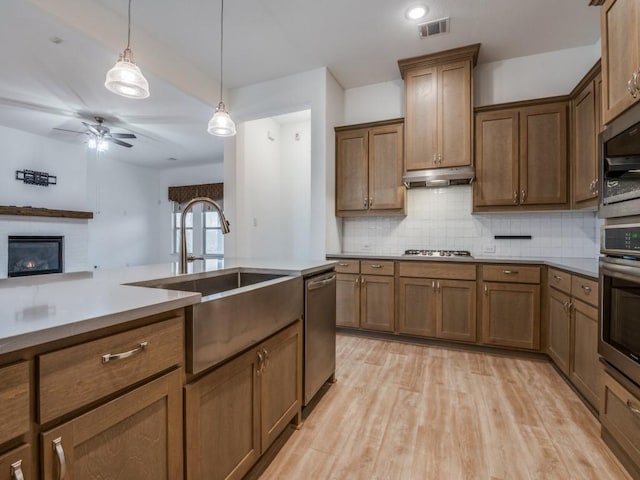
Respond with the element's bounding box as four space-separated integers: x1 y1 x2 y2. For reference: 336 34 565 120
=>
398 261 476 280
601 371 640 469
0 444 31 480
0 362 30 444
571 275 598 307
361 260 394 276
333 259 360 274
548 268 571 294
482 265 540 284
39 314 184 423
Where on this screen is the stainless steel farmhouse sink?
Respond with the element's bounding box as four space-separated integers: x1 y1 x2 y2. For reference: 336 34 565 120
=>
133 269 303 375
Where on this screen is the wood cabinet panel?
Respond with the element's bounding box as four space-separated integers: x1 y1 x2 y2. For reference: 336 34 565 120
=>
39 315 184 423
42 369 183 480
573 78 599 207
397 261 476 280
0 361 30 445
405 67 438 170
361 260 394 276
397 278 438 337
548 268 571 294
438 280 476 342
571 300 600 408
336 129 369 212
369 124 404 210
482 282 541 350
334 259 360 274
439 61 472 167
0 444 31 480
361 275 394 332
474 110 519 207
482 264 541 284
548 288 571 375
571 276 599 307
336 274 360 328
519 103 568 206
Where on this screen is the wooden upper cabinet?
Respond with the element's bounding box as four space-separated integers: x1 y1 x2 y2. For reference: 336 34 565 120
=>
519 103 568 206
335 119 405 217
573 75 599 207
601 0 640 124
399 44 479 170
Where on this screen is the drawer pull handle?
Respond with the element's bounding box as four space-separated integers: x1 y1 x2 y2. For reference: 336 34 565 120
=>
11 460 25 480
102 341 148 364
338 262 350 267
263 347 270 369
370 264 382 269
256 350 264 376
553 275 562 281
484 284 488 296
513 191 518 204
581 285 592 293
502 270 518 275
432 280 436 292
627 400 640 416
53 437 66 480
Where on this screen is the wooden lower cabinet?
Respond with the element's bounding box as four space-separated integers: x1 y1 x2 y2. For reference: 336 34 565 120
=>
482 282 541 350
438 280 477 342
397 278 437 337
41 369 183 480
361 275 394 332
570 299 600 408
548 288 571 375
336 273 360 327
0 444 31 480
185 321 302 480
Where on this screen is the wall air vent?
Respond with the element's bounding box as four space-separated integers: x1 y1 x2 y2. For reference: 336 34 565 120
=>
418 17 450 38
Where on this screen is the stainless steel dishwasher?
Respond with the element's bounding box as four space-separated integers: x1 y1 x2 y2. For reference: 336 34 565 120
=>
304 270 336 406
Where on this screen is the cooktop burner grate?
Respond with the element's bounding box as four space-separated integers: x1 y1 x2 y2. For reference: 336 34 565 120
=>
403 249 472 257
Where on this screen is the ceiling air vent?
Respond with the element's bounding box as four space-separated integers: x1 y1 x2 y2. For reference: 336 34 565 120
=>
418 17 450 38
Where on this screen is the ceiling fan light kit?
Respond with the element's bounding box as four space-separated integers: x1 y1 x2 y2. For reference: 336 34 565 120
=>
105 0 150 99
208 0 236 137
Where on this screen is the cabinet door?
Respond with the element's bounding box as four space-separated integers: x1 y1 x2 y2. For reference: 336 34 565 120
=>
0 444 31 480
520 103 568 206
601 0 639 123
573 80 598 207
397 277 437 337
361 275 395 332
548 288 571 375
369 123 404 210
482 282 541 350
42 370 183 480
185 348 259 480
437 280 477 342
260 322 302 452
405 67 438 170
571 300 600 409
336 129 369 212
336 273 360 328
438 61 472 168
474 110 519 207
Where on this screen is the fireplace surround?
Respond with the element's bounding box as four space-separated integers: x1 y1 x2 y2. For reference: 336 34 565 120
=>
8 236 63 277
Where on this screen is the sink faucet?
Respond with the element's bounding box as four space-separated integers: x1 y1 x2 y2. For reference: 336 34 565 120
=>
179 196 230 274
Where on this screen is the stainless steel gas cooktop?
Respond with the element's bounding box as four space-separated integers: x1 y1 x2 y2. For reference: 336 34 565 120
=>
403 249 473 258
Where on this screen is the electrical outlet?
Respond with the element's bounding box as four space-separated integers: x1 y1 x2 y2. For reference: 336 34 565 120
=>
483 245 496 255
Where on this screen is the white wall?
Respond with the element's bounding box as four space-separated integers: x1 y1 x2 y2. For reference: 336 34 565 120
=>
325 70 345 254
343 80 404 125
341 187 599 258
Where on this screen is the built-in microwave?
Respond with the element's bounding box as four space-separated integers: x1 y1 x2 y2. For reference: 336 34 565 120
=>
600 102 640 218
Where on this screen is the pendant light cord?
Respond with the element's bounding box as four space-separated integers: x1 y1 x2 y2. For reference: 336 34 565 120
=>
127 0 132 49
220 0 224 102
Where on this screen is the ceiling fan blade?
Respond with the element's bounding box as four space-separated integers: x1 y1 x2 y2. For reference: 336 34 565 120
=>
82 122 100 135
53 128 87 135
111 133 137 139
106 137 133 148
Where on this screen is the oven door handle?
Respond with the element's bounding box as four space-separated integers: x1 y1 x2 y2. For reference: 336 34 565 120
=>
600 258 640 283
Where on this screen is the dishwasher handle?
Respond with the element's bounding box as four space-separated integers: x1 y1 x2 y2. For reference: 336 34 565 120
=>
307 274 336 291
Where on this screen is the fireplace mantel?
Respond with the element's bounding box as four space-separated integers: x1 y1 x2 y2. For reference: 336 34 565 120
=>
0 206 93 219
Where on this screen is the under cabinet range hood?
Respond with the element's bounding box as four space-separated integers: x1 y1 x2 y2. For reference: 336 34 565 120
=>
402 166 475 188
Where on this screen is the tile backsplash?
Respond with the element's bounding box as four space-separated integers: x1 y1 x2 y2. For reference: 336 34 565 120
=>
341 186 599 258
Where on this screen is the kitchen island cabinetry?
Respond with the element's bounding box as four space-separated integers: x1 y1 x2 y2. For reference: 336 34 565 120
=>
185 321 302 480
335 119 405 217
474 100 569 212
0 361 31 480
481 265 541 350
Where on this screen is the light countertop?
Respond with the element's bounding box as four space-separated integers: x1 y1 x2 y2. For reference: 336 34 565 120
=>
327 253 599 278
0 258 336 356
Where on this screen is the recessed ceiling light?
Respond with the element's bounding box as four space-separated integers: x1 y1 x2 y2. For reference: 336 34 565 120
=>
49 36 64 45
168 157 178 162
406 5 428 21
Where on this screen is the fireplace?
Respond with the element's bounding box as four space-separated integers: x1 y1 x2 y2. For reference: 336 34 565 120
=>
8 236 63 277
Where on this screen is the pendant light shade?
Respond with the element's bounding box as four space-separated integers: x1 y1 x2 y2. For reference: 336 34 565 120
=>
105 0 150 99
208 0 236 137
207 102 236 136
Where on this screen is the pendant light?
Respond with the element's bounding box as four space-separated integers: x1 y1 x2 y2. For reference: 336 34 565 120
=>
105 0 150 99
207 0 236 137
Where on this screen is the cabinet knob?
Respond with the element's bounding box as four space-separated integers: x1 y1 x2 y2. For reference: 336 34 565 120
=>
553 275 562 282
364 197 368 208
433 154 437 166
369 197 373 207
581 285 592 293
513 191 518 204
520 189 527 203
438 153 443 166
629 73 639 98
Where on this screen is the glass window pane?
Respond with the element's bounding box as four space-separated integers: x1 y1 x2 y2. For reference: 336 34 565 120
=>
174 230 180 253
185 229 193 254
184 212 193 228
205 230 223 255
204 211 221 227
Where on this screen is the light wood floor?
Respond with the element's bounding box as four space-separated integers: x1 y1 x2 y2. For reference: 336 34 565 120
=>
259 334 631 480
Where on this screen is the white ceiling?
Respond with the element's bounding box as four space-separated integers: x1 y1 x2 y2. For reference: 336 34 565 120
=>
0 0 600 168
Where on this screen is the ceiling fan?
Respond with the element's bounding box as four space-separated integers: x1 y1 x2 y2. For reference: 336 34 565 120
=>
54 116 136 150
